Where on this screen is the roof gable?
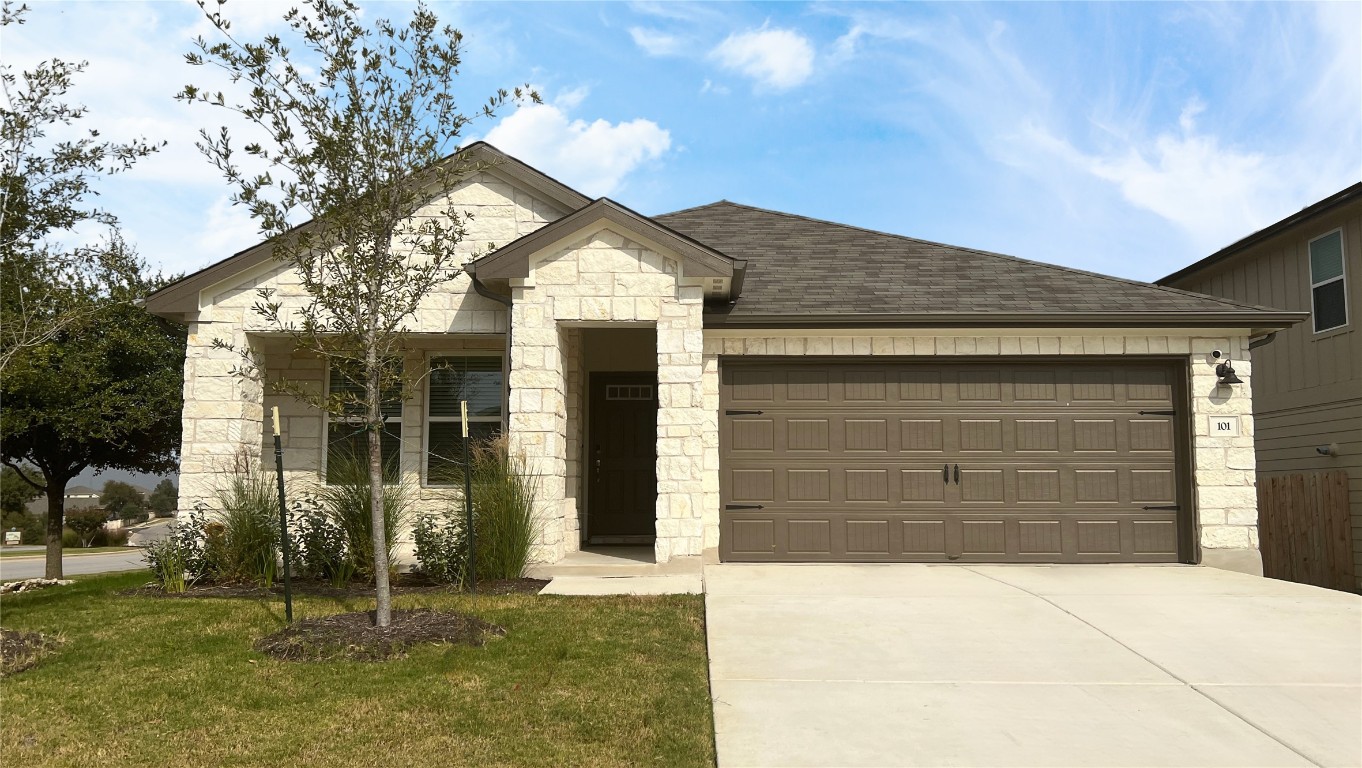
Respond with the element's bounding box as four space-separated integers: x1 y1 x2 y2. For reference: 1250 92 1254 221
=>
144 142 590 320
468 198 742 289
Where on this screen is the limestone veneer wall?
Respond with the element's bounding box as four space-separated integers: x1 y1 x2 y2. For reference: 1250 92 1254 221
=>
507 228 707 564
700 331 1261 571
177 171 559 521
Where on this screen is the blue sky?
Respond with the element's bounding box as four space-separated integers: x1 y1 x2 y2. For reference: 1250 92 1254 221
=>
7 0 1361 286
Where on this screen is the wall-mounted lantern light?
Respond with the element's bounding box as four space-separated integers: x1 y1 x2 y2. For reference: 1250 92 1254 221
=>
1215 358 1243 386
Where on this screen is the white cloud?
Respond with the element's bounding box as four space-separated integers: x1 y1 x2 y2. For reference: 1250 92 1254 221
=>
482 98 671 198
1083 105 1282 253
194 195 266 261
709 26 814 91
629 27 683 56
700 79 730 96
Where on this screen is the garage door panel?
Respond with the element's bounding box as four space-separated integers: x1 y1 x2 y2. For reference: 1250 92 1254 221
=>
719 511 1182 562
724 460 1178 508
721 361 1186 563
721 364 1176 409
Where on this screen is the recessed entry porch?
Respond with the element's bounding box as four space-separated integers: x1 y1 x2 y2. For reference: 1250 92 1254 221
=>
571 327 659 548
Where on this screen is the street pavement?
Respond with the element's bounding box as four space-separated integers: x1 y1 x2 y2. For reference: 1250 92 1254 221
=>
0 549 148 580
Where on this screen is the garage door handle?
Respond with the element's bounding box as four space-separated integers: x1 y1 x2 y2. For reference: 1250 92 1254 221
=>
725 410 764 416
1138 410 1176 416
1141 505 1179 511
953 464 960 484
724 504 765 510
942 464 949 483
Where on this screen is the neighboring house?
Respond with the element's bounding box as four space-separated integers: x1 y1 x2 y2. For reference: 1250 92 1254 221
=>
1160 183 1362 587
24 485 102 516
145 143 1304 574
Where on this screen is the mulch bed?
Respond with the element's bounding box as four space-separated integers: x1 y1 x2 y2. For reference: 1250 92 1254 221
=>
125 575 548 599
253 608 505 661
0 627 63 677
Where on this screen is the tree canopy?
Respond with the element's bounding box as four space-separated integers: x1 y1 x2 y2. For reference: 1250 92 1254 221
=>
0 2 164 373
148 478 178 518
180 0 529 625
101 480 147 522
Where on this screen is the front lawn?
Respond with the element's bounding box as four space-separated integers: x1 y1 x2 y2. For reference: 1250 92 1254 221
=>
0 571 715 767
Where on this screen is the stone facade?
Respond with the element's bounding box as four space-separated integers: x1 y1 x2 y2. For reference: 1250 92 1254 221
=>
506 229 708 564
176 171 557 522
175 165 1263 574
700 330 1262 571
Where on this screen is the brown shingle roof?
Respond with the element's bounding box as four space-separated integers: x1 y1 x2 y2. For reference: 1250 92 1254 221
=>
655 201 1297 327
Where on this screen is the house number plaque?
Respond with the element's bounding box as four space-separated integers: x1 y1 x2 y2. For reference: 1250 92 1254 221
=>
1209 416 1240 437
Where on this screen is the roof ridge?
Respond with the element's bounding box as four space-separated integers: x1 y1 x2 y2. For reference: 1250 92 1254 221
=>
655 199 734 218
660 200 1273 314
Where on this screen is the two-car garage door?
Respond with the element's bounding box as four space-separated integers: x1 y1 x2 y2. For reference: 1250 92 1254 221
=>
719 360 1190 563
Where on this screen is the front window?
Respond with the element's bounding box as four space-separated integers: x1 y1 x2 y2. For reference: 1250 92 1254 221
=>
326 363 402 483
426 355 504 485
1309 229 1348 333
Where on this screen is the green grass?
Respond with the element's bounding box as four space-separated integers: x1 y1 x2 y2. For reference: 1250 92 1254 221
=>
0 546 137 559
0 572 716 767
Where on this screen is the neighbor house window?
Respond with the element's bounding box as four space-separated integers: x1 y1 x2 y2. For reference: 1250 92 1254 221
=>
1309 229 1348 333
326 363 402 483
426 355 504 485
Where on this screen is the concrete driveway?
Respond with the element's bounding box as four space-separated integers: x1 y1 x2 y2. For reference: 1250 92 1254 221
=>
704 564 1361 768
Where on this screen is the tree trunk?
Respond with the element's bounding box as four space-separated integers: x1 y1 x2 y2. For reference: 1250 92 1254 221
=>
44 475 69 580
368 356 392 628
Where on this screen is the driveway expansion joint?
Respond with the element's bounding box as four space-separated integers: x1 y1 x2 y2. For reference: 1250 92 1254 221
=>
961 566 1327 768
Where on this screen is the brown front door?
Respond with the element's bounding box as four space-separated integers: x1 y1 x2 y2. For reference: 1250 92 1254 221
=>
720 360 1190 563
588 373 658 540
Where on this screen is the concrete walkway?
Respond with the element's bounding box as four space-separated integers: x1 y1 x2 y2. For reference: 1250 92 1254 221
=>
527 546 704 595
705 564 1362 768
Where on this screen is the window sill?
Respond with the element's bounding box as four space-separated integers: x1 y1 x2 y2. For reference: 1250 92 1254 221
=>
1310 324 1352 342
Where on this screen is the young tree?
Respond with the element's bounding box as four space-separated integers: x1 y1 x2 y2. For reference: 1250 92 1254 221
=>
65 508 106 548
147 478 179 518
0 3 163 373
180 0 531 626
100 480 146 523
0 276 185 577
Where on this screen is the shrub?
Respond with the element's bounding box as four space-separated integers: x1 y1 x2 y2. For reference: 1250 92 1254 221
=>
144 537 190 593
65 508 108 547
143 507 209 592
314 450 412 584
414 436 538 584
211 461 279 587
292 495 356 588
92 527 129 547
413 508 467 586
470 437 539 581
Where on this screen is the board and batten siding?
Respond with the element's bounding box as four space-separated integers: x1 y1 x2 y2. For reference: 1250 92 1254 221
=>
1164 195 1362 587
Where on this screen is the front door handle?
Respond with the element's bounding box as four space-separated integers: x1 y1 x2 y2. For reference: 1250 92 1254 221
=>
953 464 960 485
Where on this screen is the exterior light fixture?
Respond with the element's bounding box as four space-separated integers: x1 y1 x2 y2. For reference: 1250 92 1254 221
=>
1215 359 1243 386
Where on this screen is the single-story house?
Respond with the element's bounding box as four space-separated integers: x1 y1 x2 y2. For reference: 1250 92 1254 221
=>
145 143 1305 574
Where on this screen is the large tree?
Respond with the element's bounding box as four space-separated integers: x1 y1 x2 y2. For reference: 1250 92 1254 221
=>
0 2 163 374
100 480 146 523
1 275 185 577
147 478 178 518
180 0 530 625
